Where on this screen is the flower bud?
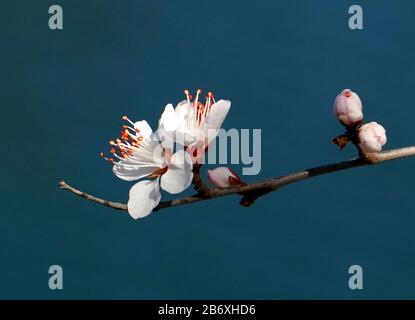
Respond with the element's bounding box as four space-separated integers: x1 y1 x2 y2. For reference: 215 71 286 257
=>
333 89 363 127
207 167 245 188
357 122 387 153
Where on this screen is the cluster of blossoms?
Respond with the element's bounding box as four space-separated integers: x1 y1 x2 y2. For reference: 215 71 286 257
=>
100 88 386 219
333 89 387 153
101 90 239 219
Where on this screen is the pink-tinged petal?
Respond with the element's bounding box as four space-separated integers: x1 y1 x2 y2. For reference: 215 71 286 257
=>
358 121 387 153
186 141 207 163
134 120 153 139
207 167 245 188
160 150 193 194
127 179 161 219
333 89 363 127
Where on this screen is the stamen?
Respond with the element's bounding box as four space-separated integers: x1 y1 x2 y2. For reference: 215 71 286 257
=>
194 89 202 107
182 89 216 127
122 124 136 132
100 152 114 164
121 115 135 126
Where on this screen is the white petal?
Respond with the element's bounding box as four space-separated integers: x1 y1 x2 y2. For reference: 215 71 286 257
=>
113 162 160 181
160 150 193 194
174 130 198 146
127 139 159 164
134 120 153 139
205 99 231 131
175 100 190 118
127 179 161 219
160 104 179 132
111 137 164 181
202 100 231 144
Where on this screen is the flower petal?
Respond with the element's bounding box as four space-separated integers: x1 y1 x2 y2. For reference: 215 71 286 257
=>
160 150 193 194
159 104 179 132
127 179 161 219
113 162 161 181
205 99 231 131
175 100 190 122
134 120 153 139
203 99 231 144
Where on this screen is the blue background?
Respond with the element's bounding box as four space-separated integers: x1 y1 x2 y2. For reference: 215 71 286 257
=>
1 0 415 299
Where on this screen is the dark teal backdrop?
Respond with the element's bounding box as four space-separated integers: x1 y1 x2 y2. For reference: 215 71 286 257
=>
1 0 415 299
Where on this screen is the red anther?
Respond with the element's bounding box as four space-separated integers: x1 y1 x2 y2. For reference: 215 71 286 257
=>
122 125 128 129
100 152 115 164
344 90 352 97
110 148 115 154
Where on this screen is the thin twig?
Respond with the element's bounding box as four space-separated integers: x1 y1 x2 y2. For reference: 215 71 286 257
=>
58 180 127 210
58 146 415 213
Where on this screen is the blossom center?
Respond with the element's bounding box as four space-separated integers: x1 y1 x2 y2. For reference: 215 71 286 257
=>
147 166 168 178
184 89 215 127
100 115 144 164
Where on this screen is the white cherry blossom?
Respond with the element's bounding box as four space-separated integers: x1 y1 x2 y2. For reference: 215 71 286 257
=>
101 117 193 219
159 89 231 147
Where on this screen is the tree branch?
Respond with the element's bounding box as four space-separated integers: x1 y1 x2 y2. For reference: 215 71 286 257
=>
58 146 415 214
191 163 211 196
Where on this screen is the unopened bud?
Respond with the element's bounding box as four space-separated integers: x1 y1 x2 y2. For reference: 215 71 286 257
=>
333 89 363 127
358 121 387 153
207 167 245 188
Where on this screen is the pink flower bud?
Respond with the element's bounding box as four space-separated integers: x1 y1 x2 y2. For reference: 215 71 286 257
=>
357 122 387 153
207 167 245 188
333 89 363 127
